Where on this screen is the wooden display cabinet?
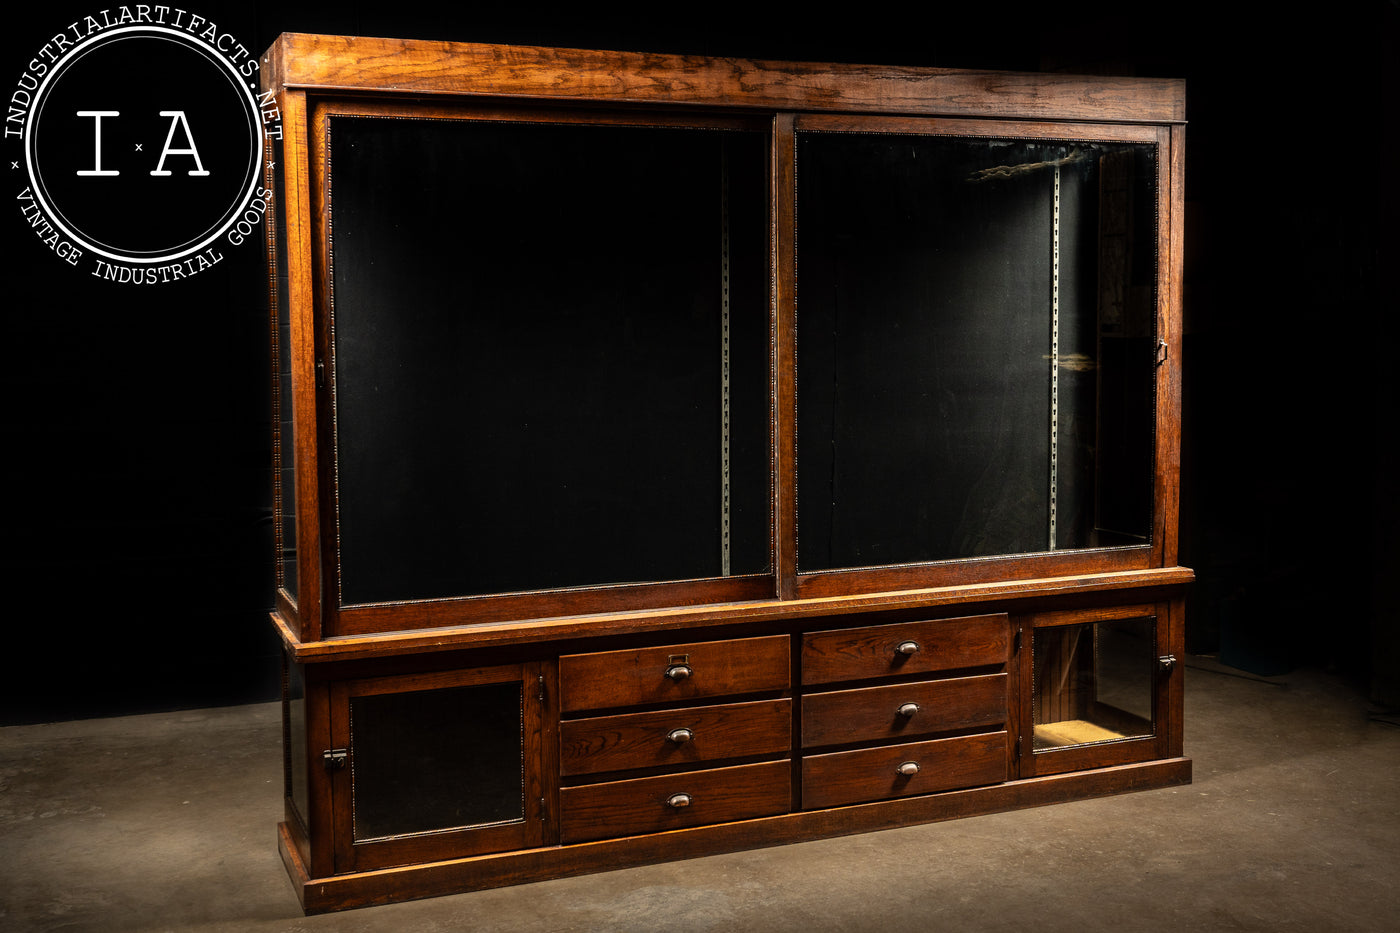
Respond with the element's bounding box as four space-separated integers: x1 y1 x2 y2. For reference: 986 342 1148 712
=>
261 33 1190 913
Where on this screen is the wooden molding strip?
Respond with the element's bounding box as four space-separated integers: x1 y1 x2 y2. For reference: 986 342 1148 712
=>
273 566 1195 663
262 34 1186 124
280 756 1192 913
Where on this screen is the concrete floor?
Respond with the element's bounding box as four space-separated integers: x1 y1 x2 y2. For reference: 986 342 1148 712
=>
2 658 1397 933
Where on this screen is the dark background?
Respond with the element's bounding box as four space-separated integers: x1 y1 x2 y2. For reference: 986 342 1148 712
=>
3 2 1396 724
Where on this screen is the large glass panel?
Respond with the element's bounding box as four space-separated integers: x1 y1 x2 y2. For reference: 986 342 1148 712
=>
796 133 1156 572
271 127 296 598
283 652 308 824
1032 616 1156 750
350 682 524 841
329 117 770 605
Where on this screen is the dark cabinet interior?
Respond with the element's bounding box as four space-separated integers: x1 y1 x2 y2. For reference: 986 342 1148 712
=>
795 133 1158 570
329 118 772 603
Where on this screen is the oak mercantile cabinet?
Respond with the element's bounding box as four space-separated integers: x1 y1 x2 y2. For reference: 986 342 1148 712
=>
262 33 1190 912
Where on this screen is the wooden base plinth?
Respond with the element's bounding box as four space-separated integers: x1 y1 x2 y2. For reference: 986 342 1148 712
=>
279 757 1191 914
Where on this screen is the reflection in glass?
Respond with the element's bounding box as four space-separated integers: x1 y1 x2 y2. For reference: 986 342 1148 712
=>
1032 616 1155 750
350 682 524 841
796 133 1157 572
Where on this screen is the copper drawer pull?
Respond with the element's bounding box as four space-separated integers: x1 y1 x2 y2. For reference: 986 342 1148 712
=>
665 664 693 681
897 702 920 718
896 761 921 777
667 727 694 744
895 640 920 656
667 793 692 808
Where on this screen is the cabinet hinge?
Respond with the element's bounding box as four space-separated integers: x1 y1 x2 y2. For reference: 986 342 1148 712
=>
1156 339 1169 366
538 674 545 702
322 748 348 770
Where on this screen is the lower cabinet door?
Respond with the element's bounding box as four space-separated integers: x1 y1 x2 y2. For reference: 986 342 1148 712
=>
801 731 1007 810
329 662 550 873
1024 604 1175 776
559 760 792 844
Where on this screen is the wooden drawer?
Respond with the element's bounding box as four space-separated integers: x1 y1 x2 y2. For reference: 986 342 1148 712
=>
801 614 1009 686
802 673 1007 749
561 698 792 777
560 635 790 713
801 731 1007 810
559 760 792 843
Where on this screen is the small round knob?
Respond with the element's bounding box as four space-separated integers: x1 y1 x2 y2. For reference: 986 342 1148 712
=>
897 702 920 718
666 793 692 808
667 727 694 744
895 641 920 656
665 664 693 681
896 761 921 777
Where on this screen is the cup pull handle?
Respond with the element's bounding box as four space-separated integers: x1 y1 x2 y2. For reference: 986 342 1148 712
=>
896 761 921 777
895 641 920 656
665 664 693 682
897 702 920 718
667 728 694 744
667 793 692 808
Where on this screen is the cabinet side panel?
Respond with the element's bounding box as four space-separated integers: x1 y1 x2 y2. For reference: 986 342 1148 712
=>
774 113 798 600
1157 124 1186 568
265 96 300 622
278 88 322 641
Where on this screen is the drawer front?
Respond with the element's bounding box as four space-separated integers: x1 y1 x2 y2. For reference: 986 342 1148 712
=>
561 698 792 777
801 614 1009 686
560 635 790 713
559 760 792 843
801 731 1007 810
802 673 1007 749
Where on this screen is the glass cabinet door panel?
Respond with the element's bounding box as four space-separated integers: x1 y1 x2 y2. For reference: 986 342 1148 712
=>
285 657 309 827
328 117 771 605
349 681 524 841
1032 615 1156 751
795 132 1157 572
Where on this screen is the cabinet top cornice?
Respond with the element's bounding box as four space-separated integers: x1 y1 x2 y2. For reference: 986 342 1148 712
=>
261 33 1186 125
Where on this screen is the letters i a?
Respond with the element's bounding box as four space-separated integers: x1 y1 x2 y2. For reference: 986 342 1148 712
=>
76 111 210 176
